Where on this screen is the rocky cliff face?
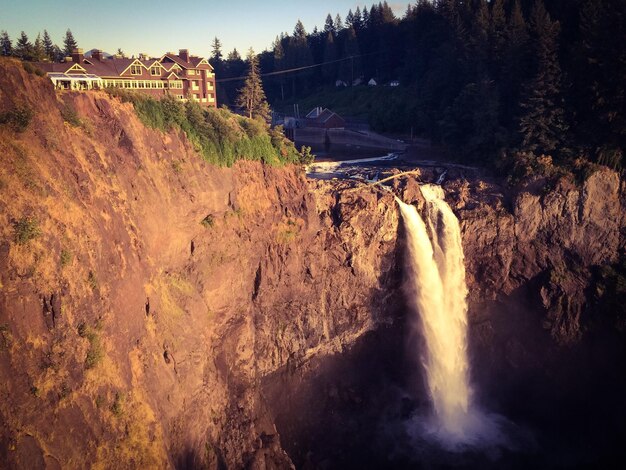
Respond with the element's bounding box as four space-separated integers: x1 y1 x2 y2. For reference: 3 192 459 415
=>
1 59 624 468
444 171 625 344
0 59 403 468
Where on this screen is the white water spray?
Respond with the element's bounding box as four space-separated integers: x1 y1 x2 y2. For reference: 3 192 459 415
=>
397 186 501 449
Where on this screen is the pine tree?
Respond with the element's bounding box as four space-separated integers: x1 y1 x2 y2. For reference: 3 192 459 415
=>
293 19 306 38
273 36 286 100
211 37 223 61
227 48 241 61
236 48 270 123
354 7 363 30
519 0 568 155
489 0 507 71
14 31 32 60
362 6 370 26
345 9 355 29
63 29 77 56
469 0 490 71
42 30 54 61
53 45 64 62
575 0 626 167
324 14 335 34
380 1 396 23
340 26 361 84
32 33 45 61
288 20 313 95
322 31 338 84
501 0 530 127
0 31 11 57
335 14 344 32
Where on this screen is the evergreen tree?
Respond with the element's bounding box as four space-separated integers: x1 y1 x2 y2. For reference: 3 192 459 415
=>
322 31 338 85
53 45 64 62
42 30 54 61
211 37 223 61
63 29 77 56
519 0 568 155
354 7 363 30
574 0 626 167
14 31 32 60
293 19 306 38
32 33 45 61
287 20 313 95
362 6 370 26
324 14 335 34
380 1 396 23
501 0 530 128
468 0 490 72
0 31 11 57
273 36 286 100
340 26 361 84
335 14 344 32
489 0 507 73
116 48 127 58
227 48 241 61
345 9 355 29
236 48 270 123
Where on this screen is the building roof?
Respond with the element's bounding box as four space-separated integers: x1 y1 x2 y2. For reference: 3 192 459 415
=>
316 108 344 124
33 50 212 79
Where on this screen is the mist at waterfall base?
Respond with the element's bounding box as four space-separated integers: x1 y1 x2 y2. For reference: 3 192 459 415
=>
396 187 527 458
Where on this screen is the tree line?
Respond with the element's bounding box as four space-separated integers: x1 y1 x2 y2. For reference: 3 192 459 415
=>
211 0 625 171
0 29 79 62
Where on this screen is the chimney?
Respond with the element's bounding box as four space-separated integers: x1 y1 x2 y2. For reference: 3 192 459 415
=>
179 49 189 62
92 49 103 61
72 47 84 64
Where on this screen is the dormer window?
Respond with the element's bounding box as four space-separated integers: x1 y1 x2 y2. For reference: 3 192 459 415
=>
150 65 163 76
130 65 142 75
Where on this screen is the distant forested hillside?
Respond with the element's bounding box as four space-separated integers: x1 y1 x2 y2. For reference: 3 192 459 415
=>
212 0 625 172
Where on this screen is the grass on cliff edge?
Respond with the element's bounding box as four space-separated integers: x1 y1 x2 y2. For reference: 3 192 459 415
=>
106 89 312 167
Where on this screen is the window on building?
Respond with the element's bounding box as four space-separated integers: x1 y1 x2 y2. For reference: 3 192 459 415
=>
150 66 162 76
130 65 142 75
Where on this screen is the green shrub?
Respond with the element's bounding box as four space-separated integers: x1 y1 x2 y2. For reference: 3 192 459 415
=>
60 249 72 267
22 62 45 77
105 89 309 167
79 322 104 369
300 146 315 164
87 271 98 291
111 392 124 417
13 217 41 244
60 104 82 127
95 394 104 409
0 105 33 132
201 215 214 228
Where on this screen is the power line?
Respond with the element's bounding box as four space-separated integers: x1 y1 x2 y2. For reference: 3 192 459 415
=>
215 51 382 83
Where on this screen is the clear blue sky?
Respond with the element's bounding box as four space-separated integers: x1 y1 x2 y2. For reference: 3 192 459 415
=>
2 0 406 58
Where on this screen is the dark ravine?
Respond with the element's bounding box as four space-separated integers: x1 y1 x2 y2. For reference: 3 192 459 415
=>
1 60 625 468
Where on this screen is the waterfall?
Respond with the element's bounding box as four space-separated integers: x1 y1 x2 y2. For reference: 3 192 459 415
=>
396 186 490 448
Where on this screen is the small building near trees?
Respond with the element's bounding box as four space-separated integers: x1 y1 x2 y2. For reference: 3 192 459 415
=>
305 107 346 129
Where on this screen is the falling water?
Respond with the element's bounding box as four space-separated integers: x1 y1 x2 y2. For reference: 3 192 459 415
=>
396 186 499 449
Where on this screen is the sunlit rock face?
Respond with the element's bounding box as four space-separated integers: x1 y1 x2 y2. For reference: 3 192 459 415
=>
0 60 404 468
